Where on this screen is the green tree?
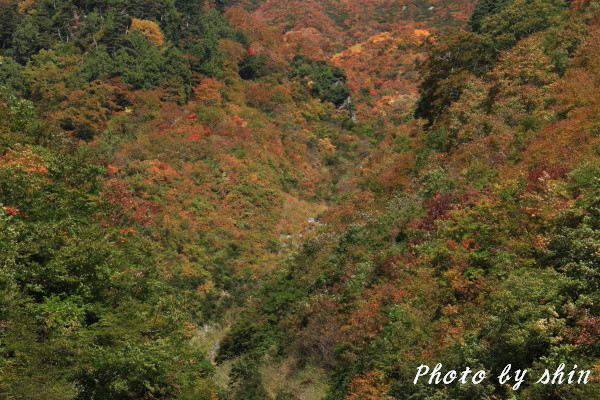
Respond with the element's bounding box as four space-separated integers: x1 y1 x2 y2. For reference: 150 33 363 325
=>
114 30 165 89
75 341 213 400
290 55 351 106
480 0 568 50
0 0 19 52
468 0 511 33
11 18 40 63
79 45 115 81
415 30 496 125
0 56 25 94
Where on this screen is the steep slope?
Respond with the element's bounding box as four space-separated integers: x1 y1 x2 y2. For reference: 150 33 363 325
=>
216 2 600 400
0 1 367 398
3 1 598 400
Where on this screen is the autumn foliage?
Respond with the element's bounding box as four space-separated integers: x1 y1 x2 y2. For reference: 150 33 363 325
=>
2 1 600 400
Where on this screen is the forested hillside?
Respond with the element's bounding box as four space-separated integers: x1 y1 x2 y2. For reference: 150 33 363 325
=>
0 1 599 399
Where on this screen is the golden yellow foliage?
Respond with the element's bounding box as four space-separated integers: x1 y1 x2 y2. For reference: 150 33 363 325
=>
17 0 34 14
369 31 393 44
318 137 336 153
129 18 164 46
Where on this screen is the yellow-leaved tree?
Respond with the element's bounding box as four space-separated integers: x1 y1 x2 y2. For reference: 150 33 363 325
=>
129 18 164 46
